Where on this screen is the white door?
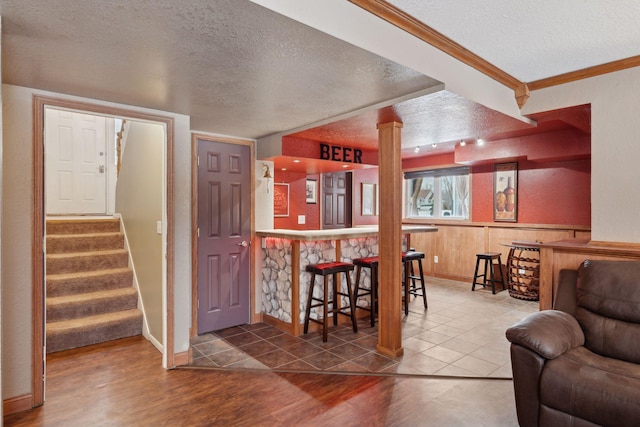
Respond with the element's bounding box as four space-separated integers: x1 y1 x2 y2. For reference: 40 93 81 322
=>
45 108 108 214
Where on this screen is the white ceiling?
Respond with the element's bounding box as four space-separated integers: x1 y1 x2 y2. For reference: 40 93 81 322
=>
389 0 640 82
1 0 637 151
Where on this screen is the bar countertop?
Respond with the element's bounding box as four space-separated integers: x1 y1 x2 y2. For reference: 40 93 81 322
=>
255 225 438 241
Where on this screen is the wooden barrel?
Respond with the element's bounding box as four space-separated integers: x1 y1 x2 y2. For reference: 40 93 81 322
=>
506 244 540 301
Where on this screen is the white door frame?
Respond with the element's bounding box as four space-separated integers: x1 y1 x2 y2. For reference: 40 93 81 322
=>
32 95 176 407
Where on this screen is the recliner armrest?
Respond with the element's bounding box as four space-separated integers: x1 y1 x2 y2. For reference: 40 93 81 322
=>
506 310 584 359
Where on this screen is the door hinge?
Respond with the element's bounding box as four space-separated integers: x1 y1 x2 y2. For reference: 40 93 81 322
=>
197 228 200 238
197 299 199 309
197 155 200 167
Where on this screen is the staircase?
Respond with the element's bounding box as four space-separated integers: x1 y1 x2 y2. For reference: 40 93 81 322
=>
46 217 143 353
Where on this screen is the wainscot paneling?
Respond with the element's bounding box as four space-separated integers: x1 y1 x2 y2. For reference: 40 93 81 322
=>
404 221 590 290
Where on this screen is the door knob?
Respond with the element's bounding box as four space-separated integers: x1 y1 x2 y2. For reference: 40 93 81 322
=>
237 240 249 248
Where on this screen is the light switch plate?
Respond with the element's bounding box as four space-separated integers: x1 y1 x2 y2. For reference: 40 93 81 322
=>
298 215 306 224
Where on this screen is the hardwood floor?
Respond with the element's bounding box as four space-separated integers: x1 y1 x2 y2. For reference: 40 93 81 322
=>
4 336 518 426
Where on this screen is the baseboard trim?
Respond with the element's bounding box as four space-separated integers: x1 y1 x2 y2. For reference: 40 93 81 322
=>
263 309 372 337
174 350 189 366
4 393 33 416
263 314 294 335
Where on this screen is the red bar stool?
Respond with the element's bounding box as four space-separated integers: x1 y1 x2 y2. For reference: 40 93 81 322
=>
304 261 358 342
353 256 379 327
402 250 428 315
471 252 505 294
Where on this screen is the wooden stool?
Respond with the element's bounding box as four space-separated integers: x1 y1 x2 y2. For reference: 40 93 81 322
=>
472 253 505 294
402 251 428 315
353 256 379 327
304 261 357 342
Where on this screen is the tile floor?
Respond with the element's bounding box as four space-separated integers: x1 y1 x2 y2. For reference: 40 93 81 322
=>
189 276 538 377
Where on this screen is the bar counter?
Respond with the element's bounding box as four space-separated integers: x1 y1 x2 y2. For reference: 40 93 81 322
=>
256 225 437 335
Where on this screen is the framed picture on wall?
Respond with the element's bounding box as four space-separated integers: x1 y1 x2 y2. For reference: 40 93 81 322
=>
362 183 375 216
306 179 317 204
494 162 518 222
274 183 289 217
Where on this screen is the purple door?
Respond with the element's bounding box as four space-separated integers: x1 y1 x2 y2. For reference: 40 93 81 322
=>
323 171 352 229
197 139 251 333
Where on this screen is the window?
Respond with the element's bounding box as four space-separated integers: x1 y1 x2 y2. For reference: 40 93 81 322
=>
405 167 469 219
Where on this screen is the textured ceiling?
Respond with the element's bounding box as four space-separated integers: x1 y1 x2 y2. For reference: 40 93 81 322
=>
0 0 439 138
289 90 534 154
0 0 622 168
388 0 640 82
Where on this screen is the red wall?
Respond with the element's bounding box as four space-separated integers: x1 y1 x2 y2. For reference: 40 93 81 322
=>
273 170 379 229
353 168 379 226
274 128 591 228
471 159 591 225
305 173 321 229
273 171 309 230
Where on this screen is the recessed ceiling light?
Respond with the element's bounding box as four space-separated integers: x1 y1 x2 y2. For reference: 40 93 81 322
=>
342 165 349 168
432 143 437 148
281 168 287 171
292 159 301 163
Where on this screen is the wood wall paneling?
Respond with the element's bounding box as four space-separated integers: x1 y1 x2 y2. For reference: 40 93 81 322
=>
432 225 485 280
539 240 640 310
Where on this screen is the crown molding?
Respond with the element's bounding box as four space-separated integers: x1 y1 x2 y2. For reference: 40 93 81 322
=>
350 0 640 108
349 0 523 90
527 55 640 90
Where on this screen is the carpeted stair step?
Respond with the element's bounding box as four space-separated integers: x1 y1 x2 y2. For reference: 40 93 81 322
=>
46 309 143 353
47 232 124 254
47 267 133 297
46 218 120 235
47 287 139 322
47 249 128 275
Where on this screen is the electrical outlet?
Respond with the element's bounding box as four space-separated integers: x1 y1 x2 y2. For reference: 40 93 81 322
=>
434 255 439 263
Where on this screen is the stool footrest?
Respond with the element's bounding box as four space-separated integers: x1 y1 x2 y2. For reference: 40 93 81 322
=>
304 262 358 342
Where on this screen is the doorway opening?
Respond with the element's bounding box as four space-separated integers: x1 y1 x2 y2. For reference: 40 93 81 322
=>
32 96 175 406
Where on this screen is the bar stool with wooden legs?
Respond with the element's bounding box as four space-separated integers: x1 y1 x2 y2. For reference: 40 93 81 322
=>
353 256 379 327
304 261 358 342
402 250 428 315
471 252 505 294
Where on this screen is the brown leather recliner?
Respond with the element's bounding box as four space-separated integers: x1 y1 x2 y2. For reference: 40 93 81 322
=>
506 260 640 427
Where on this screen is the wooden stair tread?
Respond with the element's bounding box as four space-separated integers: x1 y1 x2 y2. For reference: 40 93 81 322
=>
47 249 128 259
47 267 132 281
47 287 138 306
46 218 121 235
47 232 123 239
47 309 142 332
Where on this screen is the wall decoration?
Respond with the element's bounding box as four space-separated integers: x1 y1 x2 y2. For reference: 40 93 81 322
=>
362 183 375 216
494 162 518 222
306 179 317 204
273 183 289 217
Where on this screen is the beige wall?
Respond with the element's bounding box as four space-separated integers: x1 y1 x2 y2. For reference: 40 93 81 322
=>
116 121 164 344
523 66 640 244
1 84 191 400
